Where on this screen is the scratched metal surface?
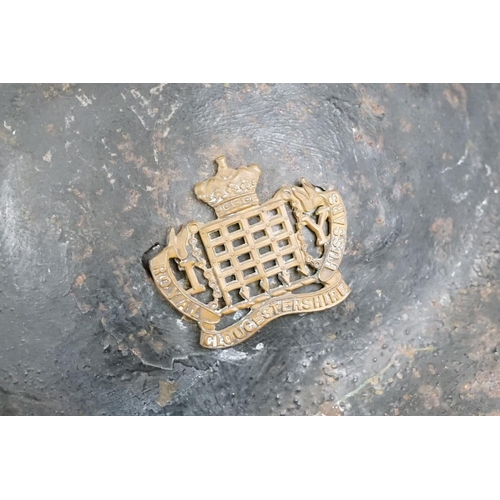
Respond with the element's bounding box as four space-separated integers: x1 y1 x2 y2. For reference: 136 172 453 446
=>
1 83 499 415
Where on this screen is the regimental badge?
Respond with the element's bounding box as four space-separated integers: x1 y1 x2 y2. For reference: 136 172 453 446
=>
147 156 350 349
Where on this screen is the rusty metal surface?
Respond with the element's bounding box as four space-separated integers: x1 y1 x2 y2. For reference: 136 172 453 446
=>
1 83 499 415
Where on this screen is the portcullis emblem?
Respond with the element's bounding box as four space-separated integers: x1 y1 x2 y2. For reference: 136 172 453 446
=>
147 156 350 349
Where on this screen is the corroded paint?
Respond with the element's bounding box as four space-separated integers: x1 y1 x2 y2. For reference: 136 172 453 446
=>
0 83 499 415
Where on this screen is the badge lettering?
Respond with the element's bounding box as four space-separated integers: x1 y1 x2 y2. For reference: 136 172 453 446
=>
147 156 350 349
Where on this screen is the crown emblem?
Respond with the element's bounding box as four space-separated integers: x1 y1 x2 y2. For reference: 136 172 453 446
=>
146 156 351 349
194 156 261 218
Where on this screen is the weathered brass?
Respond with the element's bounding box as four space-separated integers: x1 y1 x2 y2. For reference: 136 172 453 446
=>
149 156 350 349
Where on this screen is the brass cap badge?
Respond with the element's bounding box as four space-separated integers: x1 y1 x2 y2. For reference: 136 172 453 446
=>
148 156 350 349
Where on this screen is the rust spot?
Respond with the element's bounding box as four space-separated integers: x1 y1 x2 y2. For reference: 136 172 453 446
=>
430 217 453 243
353 128 384 152
360 92 386 118
284 101 309 121
345 300 356 312
73 273 87 288
0 128 17 146
418 384 442 410
72 188 85 199
45 124 57 135
76 215 85 227
318 402 343 416
157 380 178 407
352 173 371 191
403 182 414 196
74 296 92 314
400 119 412 133
42 84 74 99
256 83 271 94
71 244 93 263
401 345 436 360
117 139 147 169
464 365 500 398
124 189 141 211
370 312 382 328
444 83 467 111
479 282 495 300
112 256 142 316
82 245 93 259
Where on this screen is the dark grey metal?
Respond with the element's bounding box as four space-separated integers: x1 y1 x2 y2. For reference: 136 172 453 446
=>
1 83 499 415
